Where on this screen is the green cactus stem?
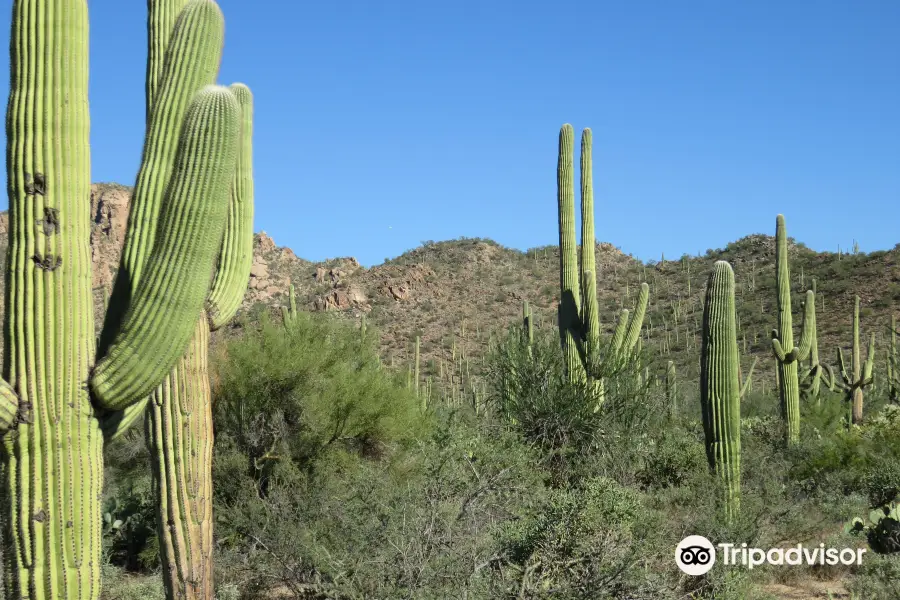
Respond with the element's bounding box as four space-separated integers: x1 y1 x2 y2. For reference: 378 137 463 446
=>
770 215 814 445
700 261 742 521
888 315 900 404
666 360 677 413
146 0 189 118
148 81 253 600
523 300 534 347
798 281 835 403
414 335 421 397
146 315 215 600
207 83 254 330
556 124 584 380
90 85 240 411
835 296 875 425
282 283 299 329
95 0 227 440
555 124 650 401
2 1 102 595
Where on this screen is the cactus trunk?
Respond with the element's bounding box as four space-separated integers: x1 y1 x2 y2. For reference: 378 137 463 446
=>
556 124 583 381
770 215 813 445
147 81 251 600
700 262 741 521
2 0 103 596
146 316 214 600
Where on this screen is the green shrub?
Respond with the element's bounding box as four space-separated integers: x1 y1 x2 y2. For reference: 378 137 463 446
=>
212 311 427 498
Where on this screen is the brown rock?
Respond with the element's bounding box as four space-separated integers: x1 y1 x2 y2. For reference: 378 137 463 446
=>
256 231 276 253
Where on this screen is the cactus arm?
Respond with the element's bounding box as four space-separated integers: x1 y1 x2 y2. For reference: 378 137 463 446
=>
863 332 875 383
579 129 600 349
282 284 298 329
610 309 630 356
0 378 19 433
581 271 600 359
821 362 836 391
622 282 650 354
98 0 225 357
556 124 583 381
206 83 254 330
837 347 851 388
90 86 240 411
740 357 759 399
99 397 150 442
146 0 189 118
794 290 815 362
771 332 787 362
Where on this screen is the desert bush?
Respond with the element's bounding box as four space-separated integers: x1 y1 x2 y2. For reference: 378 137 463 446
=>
211 311 427 499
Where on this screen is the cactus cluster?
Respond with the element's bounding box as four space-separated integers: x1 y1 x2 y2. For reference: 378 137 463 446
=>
0 0 254 598
556 124 648 401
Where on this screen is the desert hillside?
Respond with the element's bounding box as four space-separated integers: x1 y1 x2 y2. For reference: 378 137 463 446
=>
1 182 897 389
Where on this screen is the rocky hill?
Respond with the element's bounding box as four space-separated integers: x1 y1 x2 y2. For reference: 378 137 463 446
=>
1 183 899 392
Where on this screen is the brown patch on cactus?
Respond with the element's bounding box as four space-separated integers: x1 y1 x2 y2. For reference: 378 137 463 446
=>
33 172 46 195
32 253 62 271
22 172 46 196
37 207 60 235
17 401 32 424
33 509 46 522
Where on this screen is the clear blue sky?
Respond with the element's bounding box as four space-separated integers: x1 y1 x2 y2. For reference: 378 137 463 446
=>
1 0 898 267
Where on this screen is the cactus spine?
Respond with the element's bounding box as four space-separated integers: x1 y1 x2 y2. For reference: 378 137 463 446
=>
556 124 648 399
700 261 741 520
836 296 875 425
770 215 814 445
1 0 237 597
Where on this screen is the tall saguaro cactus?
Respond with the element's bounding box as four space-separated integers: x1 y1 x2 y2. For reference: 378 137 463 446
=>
700 261 741 521
556 124 648 398
145 82 249 600
835 296 875 425
1 0 239 598
770 215 814 445
799 280 834 403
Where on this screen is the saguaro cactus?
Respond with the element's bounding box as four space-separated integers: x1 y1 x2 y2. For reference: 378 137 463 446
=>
700 261 741 520
665 360 677 412
1 0 236 598
556 124 648 397
770 215 814 445
799 280 834 404
888 315 900 404
146 81 251 600
282 284 299 329
835 296 875 425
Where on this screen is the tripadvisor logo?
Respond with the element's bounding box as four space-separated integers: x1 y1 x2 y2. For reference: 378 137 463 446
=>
676 535 716 575
676 536 866 575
